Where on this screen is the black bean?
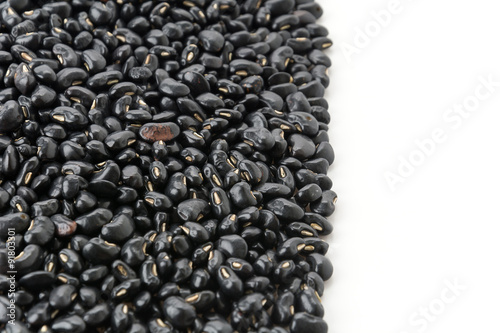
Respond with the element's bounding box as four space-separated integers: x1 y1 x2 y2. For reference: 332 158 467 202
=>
111 278 141 301
159 77 191 97
121 236 147 267
82 237 120 265
162 296 196 328
104 130 136 151
296 285 324 317
306 253 334 281
56 67 88 90
144 191 173 211
101 213 135 243
139 260 161 292
80 265 108 284
266 198 305 221
296 184 323 204
217 265 244 299
18 271 55 292
273 259 296 284
216 234 248 259
75 208 112 235
23 216 55 245
13 63 36 95
26 301 51 326
185 290 215 312
290 312 328 333
2 145 19 178
111 259 136 282
179 221 210 244
272 291 295 324
83 303 110 326
0 101 23 133
177 198 210 221
304 271 325 296
133 290 152 314
310 190 337 216
49 284 77 309
229 181 257 208
58 248 84 275
0 212 30 237
299 79 325 98
163 173 187 202
15 244 44 276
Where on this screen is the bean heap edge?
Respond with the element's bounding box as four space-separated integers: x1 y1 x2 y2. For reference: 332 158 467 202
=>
0 0 336 332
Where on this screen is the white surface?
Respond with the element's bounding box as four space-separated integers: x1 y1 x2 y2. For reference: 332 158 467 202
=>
321 0 500 332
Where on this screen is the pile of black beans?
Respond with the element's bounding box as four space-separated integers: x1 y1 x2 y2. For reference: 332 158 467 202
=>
0 0 335 332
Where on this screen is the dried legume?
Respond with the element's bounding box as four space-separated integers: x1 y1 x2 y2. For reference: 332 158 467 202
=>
0 0 335 332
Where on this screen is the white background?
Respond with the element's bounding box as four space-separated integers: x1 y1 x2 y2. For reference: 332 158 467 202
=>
321 0 500 332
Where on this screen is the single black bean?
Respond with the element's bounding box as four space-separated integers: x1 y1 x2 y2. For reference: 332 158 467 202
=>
0 101 23 133
26 301 51 326
24 216 55 245
49 284 77 309
120 236 147 267
306 253 334 281
272 291 295 325
266 198 305 221
310 190 337 216
111 278 141 301
216 265 244 299
83 303 110 326
80 265 108 284
163 296 197 328
290 312 328 333
82 237 120 265
296 286 324 317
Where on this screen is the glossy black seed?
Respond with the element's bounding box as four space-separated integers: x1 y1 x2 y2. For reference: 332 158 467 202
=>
51 314 86 333
24 216 55 245
18 271 55 292
58 248 84 275
296 184 323 203
290 312 328 333
14 63 36 95
16 244 44 276
216 235 248 259
0 101 23 133
310 190 337 217
163 296 197 328
266 198 305 221
0 212 30 237
198 30 225 52
296 286 324 317
121 237 147 267
307 253 334 281
159 78 190 97
49 284 77 309
112 278 141 301
177 198 210 221
216 265 244 299
82 237 120 265
80 265 108 284
26 301 51 326
75 208 112 235
83 303 110 326
229 182 257 208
